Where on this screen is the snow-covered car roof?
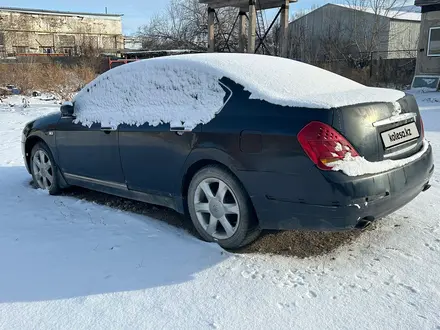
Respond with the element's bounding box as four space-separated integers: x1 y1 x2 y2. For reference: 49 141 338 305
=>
73 53 405 129
168 53 404 108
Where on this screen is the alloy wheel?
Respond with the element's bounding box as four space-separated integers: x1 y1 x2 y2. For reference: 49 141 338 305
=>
32 149 54 190
194 178 240 240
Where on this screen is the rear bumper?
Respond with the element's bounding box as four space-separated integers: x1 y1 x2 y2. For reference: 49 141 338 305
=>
237 144 434 231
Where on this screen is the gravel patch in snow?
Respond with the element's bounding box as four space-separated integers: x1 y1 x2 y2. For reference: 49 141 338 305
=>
59 184 362 258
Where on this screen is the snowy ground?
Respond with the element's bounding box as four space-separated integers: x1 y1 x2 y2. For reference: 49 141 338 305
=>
0 93 439 330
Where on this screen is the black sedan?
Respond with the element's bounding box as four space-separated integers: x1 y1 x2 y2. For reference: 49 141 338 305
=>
21 54 434 249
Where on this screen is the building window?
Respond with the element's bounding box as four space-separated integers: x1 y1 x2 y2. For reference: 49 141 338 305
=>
40 47 53 54
62 47 73 56
13 46 28 54
428 27 440 56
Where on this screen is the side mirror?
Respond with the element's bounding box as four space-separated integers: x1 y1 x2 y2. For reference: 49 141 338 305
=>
60 102 74 117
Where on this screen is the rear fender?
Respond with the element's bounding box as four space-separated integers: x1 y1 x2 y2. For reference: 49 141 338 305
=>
180 147 243 181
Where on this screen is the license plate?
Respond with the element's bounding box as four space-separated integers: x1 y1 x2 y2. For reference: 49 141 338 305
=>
381 122 419 148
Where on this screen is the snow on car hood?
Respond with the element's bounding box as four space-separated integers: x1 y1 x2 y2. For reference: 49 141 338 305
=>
73 53 405 129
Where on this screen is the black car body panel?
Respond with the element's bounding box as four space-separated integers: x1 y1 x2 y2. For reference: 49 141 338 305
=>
56 120 125 184
22 112 60 172
238 144 433 230
22 79 434 231
118 122 202 197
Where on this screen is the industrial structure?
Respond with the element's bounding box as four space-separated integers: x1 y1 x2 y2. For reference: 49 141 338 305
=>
199 0 296 57
0 7 124 57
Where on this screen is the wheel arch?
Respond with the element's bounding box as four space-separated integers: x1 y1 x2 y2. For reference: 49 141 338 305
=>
25 134 69 189
24 135 47 170
180 149 259 226
180 148 243 198
181 159 229 198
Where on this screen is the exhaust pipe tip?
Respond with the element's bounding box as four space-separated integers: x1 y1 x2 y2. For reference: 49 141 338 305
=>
423 183 431 192
356 216 375 230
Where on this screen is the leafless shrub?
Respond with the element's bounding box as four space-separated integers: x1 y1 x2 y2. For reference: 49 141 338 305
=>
0 62 96 99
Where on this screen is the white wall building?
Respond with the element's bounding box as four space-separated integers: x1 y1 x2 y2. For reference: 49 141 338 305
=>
288 4 421 61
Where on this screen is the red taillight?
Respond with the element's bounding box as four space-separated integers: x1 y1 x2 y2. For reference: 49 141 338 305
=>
297 121 359 170
420 117 425 139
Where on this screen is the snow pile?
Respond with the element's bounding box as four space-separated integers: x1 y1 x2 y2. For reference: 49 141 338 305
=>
422 97 440 103
0 95 61 113
329 139 430 176
73 53 405 129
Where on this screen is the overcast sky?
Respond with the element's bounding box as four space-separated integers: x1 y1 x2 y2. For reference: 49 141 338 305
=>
6 0 331 35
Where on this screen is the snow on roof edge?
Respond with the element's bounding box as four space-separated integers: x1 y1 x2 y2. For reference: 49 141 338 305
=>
291 3 421 23
0 6 123 19
332 3 421 22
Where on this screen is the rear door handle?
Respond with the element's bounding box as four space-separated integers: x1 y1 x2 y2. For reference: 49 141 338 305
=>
170 126 192 135
101 127 116 134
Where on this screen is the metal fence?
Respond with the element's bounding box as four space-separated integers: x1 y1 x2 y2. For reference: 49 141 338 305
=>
302 50 418 89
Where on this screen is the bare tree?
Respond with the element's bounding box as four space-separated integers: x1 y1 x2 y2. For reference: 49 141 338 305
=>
342 0 402 57
138 0 242 51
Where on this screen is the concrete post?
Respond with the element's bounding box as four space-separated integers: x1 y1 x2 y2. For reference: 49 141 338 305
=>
208 7 215 53
280 0 290 58
238 11 246 53
248 0 256 53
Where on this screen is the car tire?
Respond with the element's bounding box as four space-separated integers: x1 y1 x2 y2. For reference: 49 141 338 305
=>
30 142 61 195
187 165 260 249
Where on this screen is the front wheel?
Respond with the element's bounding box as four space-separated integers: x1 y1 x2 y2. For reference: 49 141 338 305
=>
30 142 61 195
187 165 260 249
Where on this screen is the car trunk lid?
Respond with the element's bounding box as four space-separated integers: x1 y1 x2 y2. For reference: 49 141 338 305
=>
332 94 424 162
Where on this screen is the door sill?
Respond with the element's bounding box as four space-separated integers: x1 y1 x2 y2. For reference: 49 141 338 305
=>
64 173 126 190
63 173 180 212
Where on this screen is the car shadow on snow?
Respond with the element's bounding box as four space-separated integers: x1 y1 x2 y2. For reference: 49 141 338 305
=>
0 166 364 303
0 166 229 303
59 179 363 259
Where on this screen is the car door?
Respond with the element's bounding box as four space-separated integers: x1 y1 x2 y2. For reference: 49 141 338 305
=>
56 119 125 186
118 123 201 197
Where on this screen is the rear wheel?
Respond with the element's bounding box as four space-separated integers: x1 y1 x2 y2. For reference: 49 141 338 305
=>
30 142 61 195
187 165 260 249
